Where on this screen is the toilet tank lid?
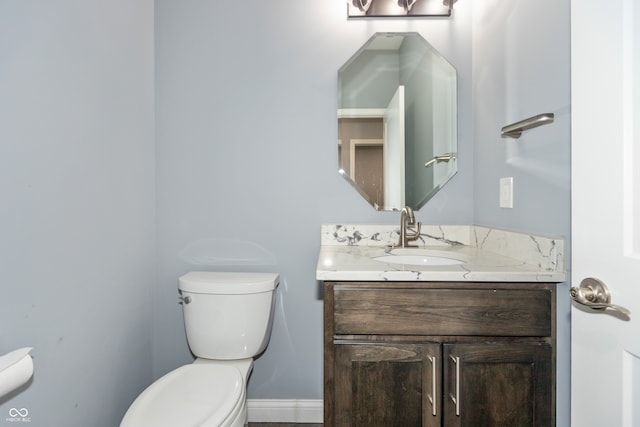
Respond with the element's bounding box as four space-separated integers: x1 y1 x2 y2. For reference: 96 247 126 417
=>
178 272 280 294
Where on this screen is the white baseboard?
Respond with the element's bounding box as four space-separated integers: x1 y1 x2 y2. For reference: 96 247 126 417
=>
247 399 323 423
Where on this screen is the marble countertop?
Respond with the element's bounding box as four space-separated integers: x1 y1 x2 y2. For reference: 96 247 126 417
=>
316 224 566 282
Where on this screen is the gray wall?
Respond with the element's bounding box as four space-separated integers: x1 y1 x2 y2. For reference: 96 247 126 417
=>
471 1 571 426
339 49 400 109
0 1 155 426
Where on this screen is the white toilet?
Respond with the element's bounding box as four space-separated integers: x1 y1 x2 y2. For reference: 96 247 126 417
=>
120 271 279 427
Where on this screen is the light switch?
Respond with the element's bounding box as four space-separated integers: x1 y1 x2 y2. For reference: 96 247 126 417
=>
500 177 513 208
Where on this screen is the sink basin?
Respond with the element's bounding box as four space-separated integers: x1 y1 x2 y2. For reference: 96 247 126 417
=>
373 248 466 266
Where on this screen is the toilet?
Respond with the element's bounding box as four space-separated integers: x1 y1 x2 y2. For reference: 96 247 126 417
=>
120 271 279 427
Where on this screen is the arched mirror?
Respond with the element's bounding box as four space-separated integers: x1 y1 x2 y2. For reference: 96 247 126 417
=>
338 32 457 211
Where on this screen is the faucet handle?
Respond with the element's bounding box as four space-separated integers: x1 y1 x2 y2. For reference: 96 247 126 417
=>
406 222 422 241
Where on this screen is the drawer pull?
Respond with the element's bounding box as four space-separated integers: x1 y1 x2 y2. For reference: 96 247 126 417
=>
428 355 437 416
449 355 460 416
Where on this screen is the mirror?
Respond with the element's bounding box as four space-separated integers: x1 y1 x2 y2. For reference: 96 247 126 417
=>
338 32 457 211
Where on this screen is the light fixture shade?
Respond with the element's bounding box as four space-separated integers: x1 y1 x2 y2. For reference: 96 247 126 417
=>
347 0 454 18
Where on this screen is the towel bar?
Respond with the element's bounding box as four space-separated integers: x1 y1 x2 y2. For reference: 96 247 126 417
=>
501 113 554 139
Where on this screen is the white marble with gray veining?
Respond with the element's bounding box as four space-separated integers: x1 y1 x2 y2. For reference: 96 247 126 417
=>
317 224 565 282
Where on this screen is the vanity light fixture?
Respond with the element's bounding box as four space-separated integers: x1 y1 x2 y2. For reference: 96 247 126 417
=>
350 0 372 13
346 0 456 18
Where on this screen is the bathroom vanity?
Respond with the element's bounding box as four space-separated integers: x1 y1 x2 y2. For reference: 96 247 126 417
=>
317 225 565 427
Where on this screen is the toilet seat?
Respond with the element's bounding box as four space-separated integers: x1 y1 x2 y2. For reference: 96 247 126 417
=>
120 364 244 427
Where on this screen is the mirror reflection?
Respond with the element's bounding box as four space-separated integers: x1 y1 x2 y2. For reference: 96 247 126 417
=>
338 32 457 211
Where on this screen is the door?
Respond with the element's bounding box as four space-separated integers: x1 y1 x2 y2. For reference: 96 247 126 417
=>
571 0 640 425
383 85 405 208
351 139 384 207
333 342 440 427
443 343 552 427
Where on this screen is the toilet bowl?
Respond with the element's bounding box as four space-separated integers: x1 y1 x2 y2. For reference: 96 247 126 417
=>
121 272 279 427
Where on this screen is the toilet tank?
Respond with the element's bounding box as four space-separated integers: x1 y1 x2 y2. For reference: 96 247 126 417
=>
178 272 279 360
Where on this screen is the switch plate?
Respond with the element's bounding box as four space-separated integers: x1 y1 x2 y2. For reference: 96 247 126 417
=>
500 177 513 208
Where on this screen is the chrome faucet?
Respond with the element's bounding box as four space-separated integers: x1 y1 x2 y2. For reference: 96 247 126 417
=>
397 206 422 248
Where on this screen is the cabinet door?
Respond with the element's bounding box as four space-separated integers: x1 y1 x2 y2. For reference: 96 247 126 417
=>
443 343 553 427
334 342 441 427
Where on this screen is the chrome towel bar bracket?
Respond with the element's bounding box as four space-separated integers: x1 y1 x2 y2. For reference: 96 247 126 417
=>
501 113 555 139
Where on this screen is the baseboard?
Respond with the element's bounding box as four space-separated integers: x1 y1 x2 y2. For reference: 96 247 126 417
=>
247 399 324 423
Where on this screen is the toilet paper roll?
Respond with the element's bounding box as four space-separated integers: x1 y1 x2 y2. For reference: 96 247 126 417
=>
0 348 33 399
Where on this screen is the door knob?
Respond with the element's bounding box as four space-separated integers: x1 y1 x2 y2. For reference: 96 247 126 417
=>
570 277 630 316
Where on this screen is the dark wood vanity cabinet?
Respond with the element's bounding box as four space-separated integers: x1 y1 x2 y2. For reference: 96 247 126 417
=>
324 282 556 427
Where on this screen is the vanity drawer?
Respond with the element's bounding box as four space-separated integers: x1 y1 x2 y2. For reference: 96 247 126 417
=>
333 287 552 337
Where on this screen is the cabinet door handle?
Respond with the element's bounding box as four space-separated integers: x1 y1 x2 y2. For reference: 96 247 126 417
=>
449 355 460 416
427 355 437 416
